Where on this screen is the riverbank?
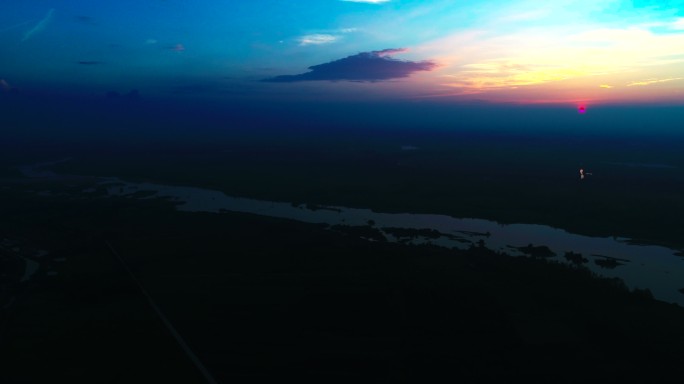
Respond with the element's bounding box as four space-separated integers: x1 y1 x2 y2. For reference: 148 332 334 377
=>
14 162 684 306
3 179 684 382
39 132 684 253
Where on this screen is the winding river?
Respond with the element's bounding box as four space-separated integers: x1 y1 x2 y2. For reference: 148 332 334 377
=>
100 177 684 306
16 162 684 306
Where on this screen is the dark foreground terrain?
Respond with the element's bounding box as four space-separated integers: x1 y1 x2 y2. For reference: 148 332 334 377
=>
2 181 684 383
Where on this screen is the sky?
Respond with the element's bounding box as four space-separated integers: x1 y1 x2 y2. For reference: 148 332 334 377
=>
1 0 683 106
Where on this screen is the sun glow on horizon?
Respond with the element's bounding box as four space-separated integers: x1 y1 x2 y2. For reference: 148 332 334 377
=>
0 0 682 104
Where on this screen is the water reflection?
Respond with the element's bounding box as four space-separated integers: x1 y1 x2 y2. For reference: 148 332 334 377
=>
15 162 684 306
96 177 684 307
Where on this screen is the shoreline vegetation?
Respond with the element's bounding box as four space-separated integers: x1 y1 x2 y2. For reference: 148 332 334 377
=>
3 176 684 381
7 161 684 304
34 135 684 252
5 156 683 254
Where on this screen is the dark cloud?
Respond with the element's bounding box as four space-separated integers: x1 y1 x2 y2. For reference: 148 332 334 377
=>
263 48 436 83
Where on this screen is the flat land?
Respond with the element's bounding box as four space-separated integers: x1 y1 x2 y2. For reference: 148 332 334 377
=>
2 182 684 382
2 99 684 382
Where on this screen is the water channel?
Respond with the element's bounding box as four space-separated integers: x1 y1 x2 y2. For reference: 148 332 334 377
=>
98 177 684 306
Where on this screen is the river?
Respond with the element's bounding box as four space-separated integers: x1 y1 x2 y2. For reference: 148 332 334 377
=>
16 162 684 306
100 177 684 306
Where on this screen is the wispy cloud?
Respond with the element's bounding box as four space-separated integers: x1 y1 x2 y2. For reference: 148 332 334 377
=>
298 34 339 46
672 18 684 30
297 28 357 46
627 77 684 87
263 48 435 82
341 0 390 3
442 60 590 91
374 48 408 56
644 17 684 33
599 84 613 88
421 21 684 97
22 8 54 42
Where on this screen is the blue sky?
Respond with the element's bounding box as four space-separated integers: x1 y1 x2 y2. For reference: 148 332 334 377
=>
1 0 683 104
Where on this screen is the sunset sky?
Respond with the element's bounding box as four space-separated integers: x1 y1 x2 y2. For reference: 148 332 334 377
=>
1 0 683 105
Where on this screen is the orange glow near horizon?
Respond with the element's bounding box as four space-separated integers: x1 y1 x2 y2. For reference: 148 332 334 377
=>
410 9 684 105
